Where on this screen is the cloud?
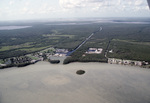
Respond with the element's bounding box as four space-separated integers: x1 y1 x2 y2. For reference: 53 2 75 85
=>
0 0 149 21
59 0 117 9
9 0 15 5
59 0 85 9
59 0 148 11
19 3 57 15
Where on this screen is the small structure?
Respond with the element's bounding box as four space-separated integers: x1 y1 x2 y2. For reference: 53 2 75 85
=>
108 58 123 64
134 61 142 66
0 64 7 67
54 49 68 57
86 48 103 54
142 61 149 65
108 58 143 67
123 60 131 65
109 50 113 53
31 60 38 64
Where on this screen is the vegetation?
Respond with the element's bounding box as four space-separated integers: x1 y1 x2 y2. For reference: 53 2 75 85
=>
0 22 99 59
15 62 31 67
107 39 150 61
63 21 150 63
0 19 150 64
49 59 60 64
76 70 85 75
0 59 4 64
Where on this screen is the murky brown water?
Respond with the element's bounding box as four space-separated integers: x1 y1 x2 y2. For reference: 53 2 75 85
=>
0 62 150 103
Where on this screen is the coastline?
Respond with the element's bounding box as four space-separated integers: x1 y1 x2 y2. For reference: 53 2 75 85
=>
1 59 150 70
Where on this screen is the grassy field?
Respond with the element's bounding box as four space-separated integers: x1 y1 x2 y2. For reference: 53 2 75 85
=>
43 34 75 39
19 46 50 52
0 42 33 52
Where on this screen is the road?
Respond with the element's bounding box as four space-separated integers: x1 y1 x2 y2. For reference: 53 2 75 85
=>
67 27 103 56
104 40 111 58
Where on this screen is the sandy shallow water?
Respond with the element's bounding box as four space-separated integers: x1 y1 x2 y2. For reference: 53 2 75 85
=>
0 61 150 103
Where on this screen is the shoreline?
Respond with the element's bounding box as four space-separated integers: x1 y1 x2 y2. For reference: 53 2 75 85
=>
1 60 150 70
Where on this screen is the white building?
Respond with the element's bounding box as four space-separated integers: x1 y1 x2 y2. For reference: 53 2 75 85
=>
86 48 103 54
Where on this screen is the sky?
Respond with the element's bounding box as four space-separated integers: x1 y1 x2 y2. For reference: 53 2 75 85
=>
0 0 150 21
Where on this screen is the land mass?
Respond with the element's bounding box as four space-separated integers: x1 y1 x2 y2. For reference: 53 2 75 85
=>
0 18 150 68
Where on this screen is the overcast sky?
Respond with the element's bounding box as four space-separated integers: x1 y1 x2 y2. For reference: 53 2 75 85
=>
0 0 150 21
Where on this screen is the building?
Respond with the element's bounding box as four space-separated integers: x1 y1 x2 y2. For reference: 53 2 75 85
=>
54 49 68 57
86 48 103 54
108 58 123 64
108 58 143 67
